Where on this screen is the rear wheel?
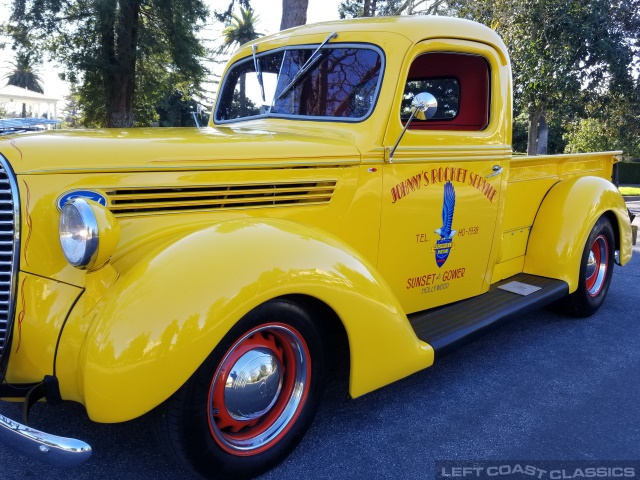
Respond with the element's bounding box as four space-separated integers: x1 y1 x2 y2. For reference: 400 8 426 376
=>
556 216 615 317
155 299 325 479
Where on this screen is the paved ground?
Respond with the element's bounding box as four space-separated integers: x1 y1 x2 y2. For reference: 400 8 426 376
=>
1 212 638 480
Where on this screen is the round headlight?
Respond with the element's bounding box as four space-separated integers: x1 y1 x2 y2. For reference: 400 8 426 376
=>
59 198 99 268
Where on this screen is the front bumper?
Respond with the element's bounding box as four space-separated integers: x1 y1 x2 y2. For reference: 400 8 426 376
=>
0 379 91 467
0 411 91 467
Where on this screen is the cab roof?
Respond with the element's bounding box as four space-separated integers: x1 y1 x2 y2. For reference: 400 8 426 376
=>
239 15 509 65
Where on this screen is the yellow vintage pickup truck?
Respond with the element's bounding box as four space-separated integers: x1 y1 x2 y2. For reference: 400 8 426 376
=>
0 15 635 480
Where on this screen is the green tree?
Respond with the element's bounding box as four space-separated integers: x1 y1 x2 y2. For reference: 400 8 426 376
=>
564 118 616 154
220 7 263 53
7 0 209 127
339 0 451 18
156 88 208 127
212 0 252 23
60 89 82 128
564 93 640 160
4 52 43 93
4 51 44 117
454 0 640 156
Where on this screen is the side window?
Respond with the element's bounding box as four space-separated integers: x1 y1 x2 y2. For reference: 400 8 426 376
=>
402 52 490 131
402 78 460 120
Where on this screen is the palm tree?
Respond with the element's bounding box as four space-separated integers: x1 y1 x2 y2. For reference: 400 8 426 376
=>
220 8 263 53
219 8 263 115
4 52 44 117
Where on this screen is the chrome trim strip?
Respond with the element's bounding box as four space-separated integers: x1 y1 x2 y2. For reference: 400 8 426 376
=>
0 154 20 371
21 158 361 175
0 412 92 467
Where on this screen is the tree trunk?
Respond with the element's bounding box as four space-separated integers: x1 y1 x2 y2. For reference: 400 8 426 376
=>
363 0 372 16
100 0 141 127
280 0 308 30
527 107 542 156
536 112 548 155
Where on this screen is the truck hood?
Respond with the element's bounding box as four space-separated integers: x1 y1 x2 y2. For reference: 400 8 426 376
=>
0 122 362 174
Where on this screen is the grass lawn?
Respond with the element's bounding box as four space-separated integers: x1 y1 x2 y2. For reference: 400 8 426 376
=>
619 186 640 196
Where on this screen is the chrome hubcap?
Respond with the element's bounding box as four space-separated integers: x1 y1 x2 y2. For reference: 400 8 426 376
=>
224 348 283 421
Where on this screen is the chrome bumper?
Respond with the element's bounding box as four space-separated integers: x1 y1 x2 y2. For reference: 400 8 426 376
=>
0 411 92 467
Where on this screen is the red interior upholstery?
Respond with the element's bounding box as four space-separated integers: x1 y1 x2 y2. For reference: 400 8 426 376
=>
406 53 490 131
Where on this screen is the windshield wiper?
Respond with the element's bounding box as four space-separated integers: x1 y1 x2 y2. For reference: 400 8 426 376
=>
252 44 265 102
276 32 338 101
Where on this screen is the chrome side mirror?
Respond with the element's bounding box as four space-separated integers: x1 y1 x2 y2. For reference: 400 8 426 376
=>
411 92 438 120
388 92 438 162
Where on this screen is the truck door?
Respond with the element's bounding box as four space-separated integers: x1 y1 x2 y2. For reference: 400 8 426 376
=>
377 41 512 314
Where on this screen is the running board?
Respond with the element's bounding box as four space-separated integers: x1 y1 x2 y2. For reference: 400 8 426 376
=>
407 274 568 356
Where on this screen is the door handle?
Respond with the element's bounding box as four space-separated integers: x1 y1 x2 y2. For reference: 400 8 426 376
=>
486 165 503 178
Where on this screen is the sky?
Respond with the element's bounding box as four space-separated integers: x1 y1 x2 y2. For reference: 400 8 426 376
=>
0 0 344 111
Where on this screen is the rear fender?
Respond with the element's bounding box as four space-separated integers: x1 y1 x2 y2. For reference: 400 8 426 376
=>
79 218 433 422
524 176 631 292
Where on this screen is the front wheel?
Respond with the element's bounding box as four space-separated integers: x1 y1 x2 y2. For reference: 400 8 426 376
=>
556 216 615 318
155 299 325 479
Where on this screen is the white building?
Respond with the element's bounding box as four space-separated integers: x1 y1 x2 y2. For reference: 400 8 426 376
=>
0 84 59 120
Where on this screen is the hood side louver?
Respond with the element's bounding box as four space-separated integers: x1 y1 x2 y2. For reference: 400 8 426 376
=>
105 181 337 217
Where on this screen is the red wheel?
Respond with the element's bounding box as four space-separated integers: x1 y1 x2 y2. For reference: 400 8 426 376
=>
584 234 609 297
555 216 615 318
207 323 311 455
155 299 325 480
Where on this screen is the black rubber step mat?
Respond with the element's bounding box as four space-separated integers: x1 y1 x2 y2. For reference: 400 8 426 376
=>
407 273 569 356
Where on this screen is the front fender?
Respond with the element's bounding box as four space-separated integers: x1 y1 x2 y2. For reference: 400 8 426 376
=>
78 219 433 423
524 176 631 292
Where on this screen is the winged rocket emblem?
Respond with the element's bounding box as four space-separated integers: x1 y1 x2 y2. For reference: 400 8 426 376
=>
435 181 457 240
434 181 456 267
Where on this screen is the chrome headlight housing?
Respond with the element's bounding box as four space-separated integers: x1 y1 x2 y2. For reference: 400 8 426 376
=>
59 198 119 270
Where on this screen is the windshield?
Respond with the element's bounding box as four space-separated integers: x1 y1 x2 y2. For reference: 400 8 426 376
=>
215 44 383 123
